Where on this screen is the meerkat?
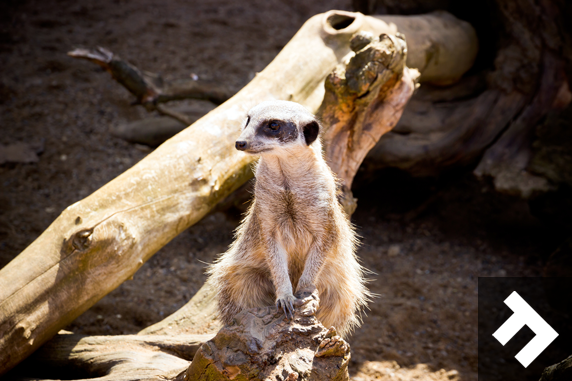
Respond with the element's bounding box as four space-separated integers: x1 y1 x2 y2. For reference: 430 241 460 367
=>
207 100 370 338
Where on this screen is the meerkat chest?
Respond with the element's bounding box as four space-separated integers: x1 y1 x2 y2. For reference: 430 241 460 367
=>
277 185 327 223
255 164 332 253
263 186 328 254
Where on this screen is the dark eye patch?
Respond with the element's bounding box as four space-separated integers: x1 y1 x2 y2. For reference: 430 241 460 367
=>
244 116 250 129
259 120 298 143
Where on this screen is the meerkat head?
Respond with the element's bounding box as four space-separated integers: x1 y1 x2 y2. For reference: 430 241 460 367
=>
235 100 320 155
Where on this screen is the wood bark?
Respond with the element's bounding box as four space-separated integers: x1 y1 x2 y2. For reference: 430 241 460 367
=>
185 289 351 381
21 333 211 381
362 0 572 201
539 354 572 381
0 10 477 377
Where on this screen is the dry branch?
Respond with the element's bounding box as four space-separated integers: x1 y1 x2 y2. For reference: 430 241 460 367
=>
68 47 233 125
0 10 477 376
68 47 233 105
70 12 476 146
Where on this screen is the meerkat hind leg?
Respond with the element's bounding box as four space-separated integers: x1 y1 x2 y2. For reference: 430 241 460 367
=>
218 265 275 324
316 270 358 337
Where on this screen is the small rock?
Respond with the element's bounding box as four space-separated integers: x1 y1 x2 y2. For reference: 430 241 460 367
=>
387 244 401 257
0 143 41 164
446 369 459 380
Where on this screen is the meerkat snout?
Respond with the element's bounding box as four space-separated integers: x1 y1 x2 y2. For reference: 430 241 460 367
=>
235 140 248 151
235 100 320 155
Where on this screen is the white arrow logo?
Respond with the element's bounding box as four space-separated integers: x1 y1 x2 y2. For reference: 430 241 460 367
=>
492 291 558 368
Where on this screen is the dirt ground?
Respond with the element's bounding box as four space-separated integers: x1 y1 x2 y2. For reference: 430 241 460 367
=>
0 1 564 380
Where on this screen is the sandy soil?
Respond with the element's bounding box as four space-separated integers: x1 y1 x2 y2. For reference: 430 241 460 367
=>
0 1 561 380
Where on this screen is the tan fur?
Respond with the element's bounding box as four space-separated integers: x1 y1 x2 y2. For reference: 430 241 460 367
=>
207 100 370 338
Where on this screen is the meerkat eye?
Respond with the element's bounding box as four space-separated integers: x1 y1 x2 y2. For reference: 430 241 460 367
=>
268 121 280 131
244 116 250 129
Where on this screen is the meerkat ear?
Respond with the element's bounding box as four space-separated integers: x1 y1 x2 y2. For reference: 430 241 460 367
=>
302 121 320 145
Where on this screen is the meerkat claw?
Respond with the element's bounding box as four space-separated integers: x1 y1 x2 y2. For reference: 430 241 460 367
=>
285 300 294 319
277 297 296 319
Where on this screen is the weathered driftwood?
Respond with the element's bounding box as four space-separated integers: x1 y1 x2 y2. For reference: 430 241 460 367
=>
21 333 212 381
186 288 351 381
140 279 221 337
319 32 418 213
0 10 476 376
370 12 477 86
364 77 528 177
362 0 572 200
474 52 564 198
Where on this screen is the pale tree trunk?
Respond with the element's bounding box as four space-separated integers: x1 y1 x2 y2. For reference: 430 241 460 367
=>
0 10 477 378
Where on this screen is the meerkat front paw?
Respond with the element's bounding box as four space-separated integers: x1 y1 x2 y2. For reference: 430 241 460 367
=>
294 285 320 316
276 294 296 319
294 283 318 300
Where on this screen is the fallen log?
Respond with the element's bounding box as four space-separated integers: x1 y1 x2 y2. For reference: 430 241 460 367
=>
362 0 572 201
21 333 211 381
474 51 564 198
364 79 528 177
68 47 232 106
186 288 351 381
0 10 477 376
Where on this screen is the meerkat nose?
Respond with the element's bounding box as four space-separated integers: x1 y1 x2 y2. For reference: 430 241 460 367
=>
235 141 248 151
